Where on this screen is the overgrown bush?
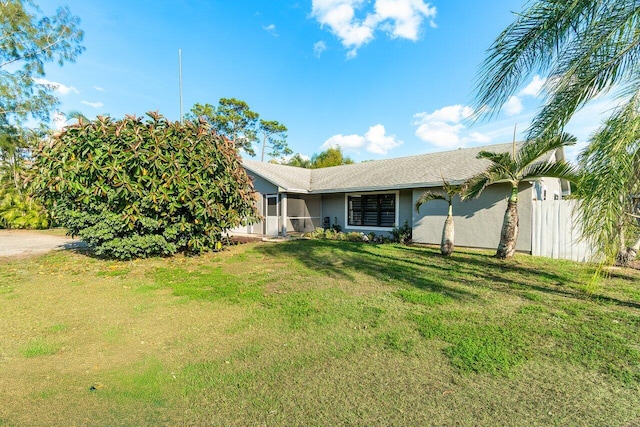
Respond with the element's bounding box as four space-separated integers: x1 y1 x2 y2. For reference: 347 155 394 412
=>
306 224 414 244
390 221 412 244
0 127 50 229
30 113 259 259
310 227 326 239
0 185 49 229
306 228 375 243
345 231 364 242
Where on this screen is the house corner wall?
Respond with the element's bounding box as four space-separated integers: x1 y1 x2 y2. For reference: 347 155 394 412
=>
242 173 279 235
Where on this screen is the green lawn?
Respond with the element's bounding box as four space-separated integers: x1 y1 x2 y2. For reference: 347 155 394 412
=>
1 240 639 426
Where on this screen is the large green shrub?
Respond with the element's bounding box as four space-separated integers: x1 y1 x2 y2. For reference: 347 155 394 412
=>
30 113 259 259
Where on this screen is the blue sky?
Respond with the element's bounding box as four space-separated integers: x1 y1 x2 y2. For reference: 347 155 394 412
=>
38 0 617 162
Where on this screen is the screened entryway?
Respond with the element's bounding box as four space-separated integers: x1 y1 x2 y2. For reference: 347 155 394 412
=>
286 194 321 233
232 193 323 237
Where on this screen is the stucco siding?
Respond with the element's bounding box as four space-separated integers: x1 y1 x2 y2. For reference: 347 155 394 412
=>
397 190 413 228
249 174 279 195
321 193 344 229
413 183 533 252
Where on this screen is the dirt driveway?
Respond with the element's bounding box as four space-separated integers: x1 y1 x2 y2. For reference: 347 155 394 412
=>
0 229 86 257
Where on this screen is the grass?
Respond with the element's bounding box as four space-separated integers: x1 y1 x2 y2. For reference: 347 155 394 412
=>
0 239 639 426
20 338 62 358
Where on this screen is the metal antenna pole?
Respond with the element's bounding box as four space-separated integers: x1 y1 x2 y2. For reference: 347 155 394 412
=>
512 123 517 158
179 49 183 123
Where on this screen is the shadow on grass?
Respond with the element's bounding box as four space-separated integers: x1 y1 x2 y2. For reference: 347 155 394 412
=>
255 240 640 310
256 240 478 303
424 246 640 310
59 241 89 251
396 245 640 310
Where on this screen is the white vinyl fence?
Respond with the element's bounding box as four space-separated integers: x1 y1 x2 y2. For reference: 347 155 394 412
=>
531 200 597 262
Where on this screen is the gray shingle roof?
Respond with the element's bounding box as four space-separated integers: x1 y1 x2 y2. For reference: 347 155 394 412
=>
242 160 312 192
242 142 529 194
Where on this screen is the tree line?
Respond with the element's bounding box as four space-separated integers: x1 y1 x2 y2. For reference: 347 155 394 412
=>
185 99 353 168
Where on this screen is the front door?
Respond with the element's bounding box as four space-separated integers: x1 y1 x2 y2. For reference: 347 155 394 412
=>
265 195 279 236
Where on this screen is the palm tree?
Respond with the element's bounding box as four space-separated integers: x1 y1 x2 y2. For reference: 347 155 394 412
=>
577 95 640 265
415 179 461 256
463 134 579 259
473 0 640 262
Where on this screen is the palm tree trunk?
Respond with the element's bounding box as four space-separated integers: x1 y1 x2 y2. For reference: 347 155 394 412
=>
617 233 640 266
441 204 454 256
628 234 640 261
496 187 519 259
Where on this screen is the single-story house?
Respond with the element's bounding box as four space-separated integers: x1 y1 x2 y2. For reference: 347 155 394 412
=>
236 142 571 253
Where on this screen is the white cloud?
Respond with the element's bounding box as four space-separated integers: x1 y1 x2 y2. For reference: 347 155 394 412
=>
93 86 105 92
314 40 327 57
468 131 492 143
322 124 402 154
263 23 278 36
480 75 546 119
413 104 491 148
519 75 546 98
417 104 473 123
311 0 375 55
81 100 104 108
34 78 79 95
503 95 524 116
374 0 437 39
323 133 366 150
311 0 436 57
363 124 403 154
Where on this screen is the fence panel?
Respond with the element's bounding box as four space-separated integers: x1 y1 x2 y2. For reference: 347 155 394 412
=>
531 200 596 262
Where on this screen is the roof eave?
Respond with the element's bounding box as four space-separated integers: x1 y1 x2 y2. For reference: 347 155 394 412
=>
308 181 465 194
243 164 311 193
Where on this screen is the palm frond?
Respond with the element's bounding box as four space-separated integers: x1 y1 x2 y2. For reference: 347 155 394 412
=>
476 150 511 163
521 160 581 184
580 89 640 160
462 169 505 200
464 132 577 200
516 132 576 170
443 182 462 197
577 92 640 256
474 0 640 143
439 171 462 197
415 191 447 212
473 0 602 120
528 5 640 137
477 150 516 178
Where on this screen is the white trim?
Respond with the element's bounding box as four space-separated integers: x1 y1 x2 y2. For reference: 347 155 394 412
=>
281 193 288 237
344 190 400 231
265 194 279 236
